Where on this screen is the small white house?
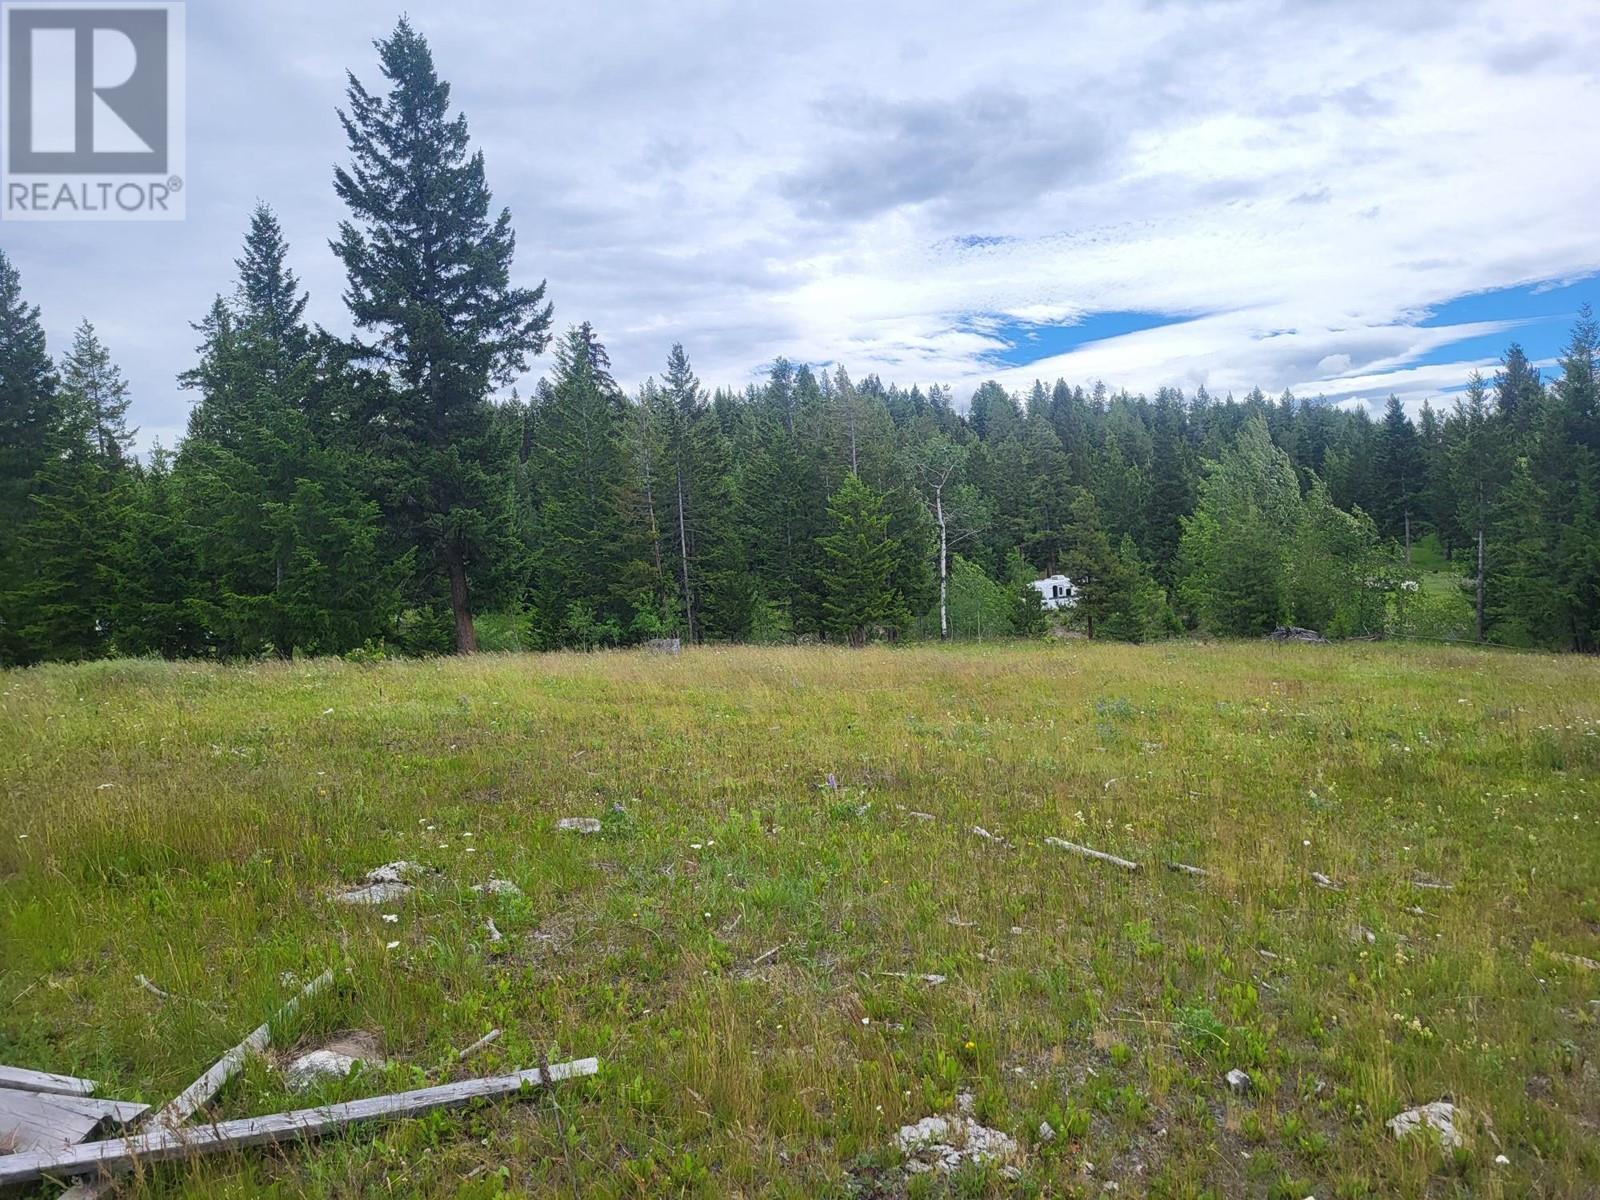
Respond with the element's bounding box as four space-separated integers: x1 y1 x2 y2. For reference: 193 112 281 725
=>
1031 574 1076 610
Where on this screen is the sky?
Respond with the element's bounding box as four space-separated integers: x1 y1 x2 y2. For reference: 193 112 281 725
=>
5 0 1600 453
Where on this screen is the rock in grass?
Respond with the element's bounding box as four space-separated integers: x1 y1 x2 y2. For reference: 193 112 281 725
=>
1225 1068 1251 1095
334 861 426 905
335 880 408 905
471 878 522 897
366 861 425 883
1386 1101 1463 1149
556 817 602 834
284 1034 386 1092
896 1113 1020 1175
285 1049 364 1090
1266 625 1328 643
1037 1120 1056 1142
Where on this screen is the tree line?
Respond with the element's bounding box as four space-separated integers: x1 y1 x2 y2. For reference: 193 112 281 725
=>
2 18 1597 666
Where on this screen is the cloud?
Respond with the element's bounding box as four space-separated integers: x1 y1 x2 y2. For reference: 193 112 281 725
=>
2 0 1598 452
781 89 1114 221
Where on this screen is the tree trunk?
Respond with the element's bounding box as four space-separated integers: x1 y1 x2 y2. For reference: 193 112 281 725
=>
1475 484 1486 643
676 470 695 642
447 541 477 654
639 449 665 597
1403 510 1412 564
935 487 949 641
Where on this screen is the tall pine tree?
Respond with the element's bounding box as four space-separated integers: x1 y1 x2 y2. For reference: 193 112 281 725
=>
333 18 552 652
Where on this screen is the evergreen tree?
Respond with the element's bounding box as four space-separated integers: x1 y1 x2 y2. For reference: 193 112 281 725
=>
1143 388 1195 584
112 443 208 658
1446 371 1507 641
178 206 405 657
235 201 309 356
1493 343 1544 435
0 252 60 665
58 322 136 471
656 343 707 640
1059 489 1127 640
332 18 552 652
9 329 136 663
817 473 900 647
527 324 637 646
1374 395 1423 558
1179 416 1299 635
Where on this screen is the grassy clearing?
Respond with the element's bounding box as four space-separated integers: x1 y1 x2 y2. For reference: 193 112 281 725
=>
2 642 1598 1198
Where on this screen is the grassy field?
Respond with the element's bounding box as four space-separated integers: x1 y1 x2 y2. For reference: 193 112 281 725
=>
2 642 1598 1198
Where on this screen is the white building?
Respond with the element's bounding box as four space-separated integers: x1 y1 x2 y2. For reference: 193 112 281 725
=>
1031 574 1076 610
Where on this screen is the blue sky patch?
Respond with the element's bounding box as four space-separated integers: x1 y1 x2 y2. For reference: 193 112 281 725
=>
1412 274 1600 368
979 311 1190 366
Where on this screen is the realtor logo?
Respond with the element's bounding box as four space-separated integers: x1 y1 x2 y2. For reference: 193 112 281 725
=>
2 1 185 219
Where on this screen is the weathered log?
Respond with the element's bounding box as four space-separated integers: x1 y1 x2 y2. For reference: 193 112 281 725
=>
1044 837 1140 871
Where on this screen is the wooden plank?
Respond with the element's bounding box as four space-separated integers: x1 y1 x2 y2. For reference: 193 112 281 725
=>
0 1058 600 1187
0 1088 145 1152
0 1090 102 1153
1044 837 1141 871
58 969 334 1200
0 1066 97 1098
158 969 335 1129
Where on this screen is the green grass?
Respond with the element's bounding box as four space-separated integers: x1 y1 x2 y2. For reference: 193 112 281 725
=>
3 642 1598 1197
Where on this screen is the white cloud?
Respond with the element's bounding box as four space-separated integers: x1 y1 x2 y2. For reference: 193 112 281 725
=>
5 0 1599 450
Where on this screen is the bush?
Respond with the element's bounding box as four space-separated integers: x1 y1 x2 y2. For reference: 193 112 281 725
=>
473 610 529 652
945 554 1016 639
749 595 794 644
1388 578 1474 641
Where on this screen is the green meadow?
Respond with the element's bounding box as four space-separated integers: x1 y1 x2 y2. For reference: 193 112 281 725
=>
3 641 1598 1197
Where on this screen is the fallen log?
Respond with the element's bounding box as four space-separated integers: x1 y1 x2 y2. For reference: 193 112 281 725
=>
0 1059 600 1187
1164 861 1209 877
1044 837 1140 871
58 969 333 1200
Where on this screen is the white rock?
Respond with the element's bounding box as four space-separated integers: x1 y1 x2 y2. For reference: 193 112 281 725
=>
1226 1068 1251 1095
334 860 428 905
285 1049 359 1089
366 861 425 884
334 879 410 906
471 878 523 897
1037 1120 1056 1142
556 817 602 834
1386 1101 1463 1149
895 1113 1020 1175
1494 1154 1510 1165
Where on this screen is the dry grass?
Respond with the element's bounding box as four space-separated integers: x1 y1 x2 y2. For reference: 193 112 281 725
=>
2 641 1598 1197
